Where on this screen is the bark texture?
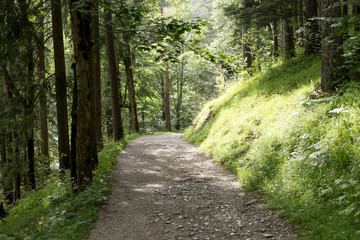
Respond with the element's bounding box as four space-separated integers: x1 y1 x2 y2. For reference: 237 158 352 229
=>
70 63 77 182
164 60 171 132
175 58 184 131
270 22 279 60
1 65 20 202
93 12 103 148
104 10 124 140
123 46 139 133
282 18 295 59
51 0 71 171
69 0 93 188
37 24 50 174
320 0 343 91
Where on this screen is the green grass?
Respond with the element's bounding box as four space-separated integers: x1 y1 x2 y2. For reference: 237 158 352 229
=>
184 55 360 239
0 133 141 240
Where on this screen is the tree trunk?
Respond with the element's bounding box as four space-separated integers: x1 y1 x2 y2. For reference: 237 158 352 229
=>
270 22 279 60
93 11 103 148
26 132 35 190
175 58 184 131
242 0 252 69
160 73 165 122
70 63 77 183
1 65 21 203
304 0 320 55
25 40 36 190
320 0 344 91
106 80 113 139
51 0 71 171
123 47 139 133
0 129 12 204
292 0 300 41
282 18 296 59
14 171 21 202
299 0 304 31
89 19 98 169
69 0 93 188
104 10 124 140
37 0 50 175
164 60 171 132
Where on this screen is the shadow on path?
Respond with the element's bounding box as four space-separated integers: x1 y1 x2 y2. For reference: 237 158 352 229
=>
88 134 296 240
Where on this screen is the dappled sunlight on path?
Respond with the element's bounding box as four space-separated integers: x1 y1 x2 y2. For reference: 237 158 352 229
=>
88 134 296 240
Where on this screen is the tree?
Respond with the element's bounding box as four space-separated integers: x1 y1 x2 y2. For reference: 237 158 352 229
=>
242 0 253 69
1 64 21 202
121 31 140 133
104 7 125 140
51 0 71 171
93 11 103 147
159 3 172 132
320 0 344 91
37 0 50 175
304 0 320 55
175 54 184 131
69 0 94 188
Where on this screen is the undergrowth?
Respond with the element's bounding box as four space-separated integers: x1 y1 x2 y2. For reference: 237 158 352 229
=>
185 55 360 239
0 133 141 240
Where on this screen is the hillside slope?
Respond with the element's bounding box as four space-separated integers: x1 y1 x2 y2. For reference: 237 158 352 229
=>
184 56 360 239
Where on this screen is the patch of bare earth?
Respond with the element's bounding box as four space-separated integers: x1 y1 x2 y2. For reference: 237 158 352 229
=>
88 134 296 240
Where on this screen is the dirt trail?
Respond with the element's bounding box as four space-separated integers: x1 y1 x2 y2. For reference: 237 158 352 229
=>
88 134 296 240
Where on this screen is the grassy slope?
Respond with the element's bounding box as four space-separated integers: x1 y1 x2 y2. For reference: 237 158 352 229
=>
184 56 360 239
0 133 141 240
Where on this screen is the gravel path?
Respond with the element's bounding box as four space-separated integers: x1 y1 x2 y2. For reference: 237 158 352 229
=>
88 134 296 240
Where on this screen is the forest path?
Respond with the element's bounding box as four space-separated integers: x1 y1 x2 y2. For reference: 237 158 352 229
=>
88 134 296 240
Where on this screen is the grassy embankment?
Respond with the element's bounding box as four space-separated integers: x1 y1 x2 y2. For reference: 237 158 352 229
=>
0 133 141 240
184 56 360 239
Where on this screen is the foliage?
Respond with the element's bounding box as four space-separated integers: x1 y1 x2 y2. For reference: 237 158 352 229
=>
0 134 141 239
184 55 360 239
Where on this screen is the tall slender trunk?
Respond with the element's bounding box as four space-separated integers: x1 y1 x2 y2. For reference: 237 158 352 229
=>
51 0 70 171
270 22 279 60
159 4 171 132
282 18 295 59
70 63 77 183
37 16 50 175
106 79 113 139
298 0 304 39
164 60 171 132
18 0 36 191
123 47 139 133
93 12 103 148
89 16 98 168
69 0 94 188
0 129 11 204
37 0 49 175
1 65 20 202
104 10 124 140
0 131 7 214
175 58 184 131
160 74 165 122
320 0 344 91
26 45 36 191
242 0 252 69
304 0 320 55
292 0 299 41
